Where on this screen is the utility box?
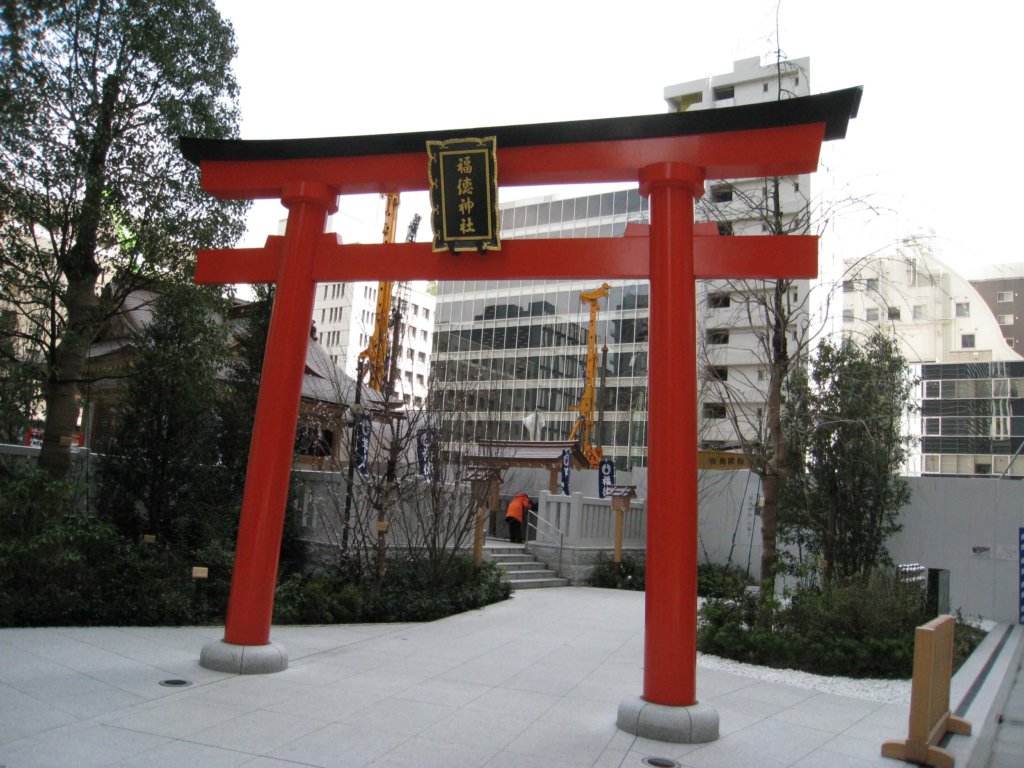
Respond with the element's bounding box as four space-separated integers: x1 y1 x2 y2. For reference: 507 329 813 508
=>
927 568 950 617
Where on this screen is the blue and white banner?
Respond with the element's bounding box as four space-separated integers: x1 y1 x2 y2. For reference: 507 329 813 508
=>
560 449 571 495
416 428 437 479
354 414 372 477
598 458 615 499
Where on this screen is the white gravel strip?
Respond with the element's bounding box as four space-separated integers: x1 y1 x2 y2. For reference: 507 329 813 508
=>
697 652 912 703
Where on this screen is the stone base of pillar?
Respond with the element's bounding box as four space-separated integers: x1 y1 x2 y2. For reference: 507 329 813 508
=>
200 639 288 674
616 695 719 743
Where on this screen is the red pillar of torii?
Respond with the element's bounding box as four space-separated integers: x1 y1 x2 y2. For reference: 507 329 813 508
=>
182 88 860 739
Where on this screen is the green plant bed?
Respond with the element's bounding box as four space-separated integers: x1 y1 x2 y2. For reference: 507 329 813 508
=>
698 574 986 679
273 557 511 624
588 552 645 591
589 555 755 599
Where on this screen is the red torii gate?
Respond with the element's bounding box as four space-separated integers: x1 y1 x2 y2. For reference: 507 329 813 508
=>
182 87 860 742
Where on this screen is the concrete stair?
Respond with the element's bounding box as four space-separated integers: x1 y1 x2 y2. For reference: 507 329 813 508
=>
486 544 569 590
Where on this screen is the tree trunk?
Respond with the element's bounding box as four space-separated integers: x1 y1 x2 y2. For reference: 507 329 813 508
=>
37 275 99 480
36 73 120 484
759 280 790 592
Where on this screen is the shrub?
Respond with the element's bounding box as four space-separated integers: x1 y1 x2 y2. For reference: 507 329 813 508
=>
589 552 645 591
698 562 754 599
698 572 984 679
273 555 511 625
0 514 230 627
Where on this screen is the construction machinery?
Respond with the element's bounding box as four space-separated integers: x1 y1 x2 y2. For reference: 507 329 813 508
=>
568 282 610 468
357 194 420 392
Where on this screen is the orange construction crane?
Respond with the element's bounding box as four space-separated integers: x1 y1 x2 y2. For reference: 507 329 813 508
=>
357 195 420 392
568 282 610 468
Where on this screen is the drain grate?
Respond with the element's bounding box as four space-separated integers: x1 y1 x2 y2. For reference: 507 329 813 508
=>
158 679 192 687
642 758 680 768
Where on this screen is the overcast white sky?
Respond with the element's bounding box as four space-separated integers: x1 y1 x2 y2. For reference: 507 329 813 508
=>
213 0 1021 277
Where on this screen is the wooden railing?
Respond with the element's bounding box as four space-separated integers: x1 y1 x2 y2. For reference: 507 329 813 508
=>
882 615 971 768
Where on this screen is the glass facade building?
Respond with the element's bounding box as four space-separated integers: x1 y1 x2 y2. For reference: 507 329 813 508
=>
921 361 1024 477
431 190 653 469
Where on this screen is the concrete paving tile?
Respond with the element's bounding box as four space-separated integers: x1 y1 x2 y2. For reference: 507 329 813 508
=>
504 663 592 697
102 695 250 739
48 685 147 719
192 670 328 709
542 696 619 730
394 677 492 707
438 659 520 687
484 748 585 768
463 686 561 720
590 747 632 767
820 733 890 761
111 739 254 767
680 718 834 768
190 709 328 754
502 717 620 767
791 748 894 767
769 693 883 733
718 680 818 707
428 707 534 751
567 678 636 705
267 721 409 767
0 722 171 768
339 695 459 736
0 692 79 743
264 682 389 722
370 734 500 767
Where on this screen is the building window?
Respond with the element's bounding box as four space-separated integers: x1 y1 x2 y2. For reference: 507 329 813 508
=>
763 82 769 93
716 221 734 236
865 278 879 292
888 306 902 321
709 184 733 203
961 334 975 349
757 368 767 381
955 302 970 318
924 381 940 398
998 314 1014 326
997 291 1013 302
865 308 880 322
712 85 734 101
842 309 854 323
843 280 854 293
913 305 926 321
708 293 730 309
703 403 727 419
709 366 728 382
706 330 729 345
1008 338 1016 348
923 417 940 435
424 308 430 320
418 351 426 363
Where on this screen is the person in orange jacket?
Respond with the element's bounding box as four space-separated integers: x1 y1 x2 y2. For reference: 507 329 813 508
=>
505 492 533 543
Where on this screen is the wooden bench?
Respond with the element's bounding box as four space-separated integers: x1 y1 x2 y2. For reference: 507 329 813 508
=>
882 615 971 767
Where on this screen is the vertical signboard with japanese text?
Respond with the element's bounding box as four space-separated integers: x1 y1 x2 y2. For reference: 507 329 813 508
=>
427 136 499 253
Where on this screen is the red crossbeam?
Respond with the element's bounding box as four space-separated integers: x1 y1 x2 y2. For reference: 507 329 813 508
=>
195 234 817 284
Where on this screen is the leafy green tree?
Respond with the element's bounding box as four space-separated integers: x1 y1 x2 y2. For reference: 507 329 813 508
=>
779 331 914 584
96 283 232 546
0 0 247 482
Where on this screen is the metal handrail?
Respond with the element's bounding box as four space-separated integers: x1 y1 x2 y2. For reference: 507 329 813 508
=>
525 506 566 577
